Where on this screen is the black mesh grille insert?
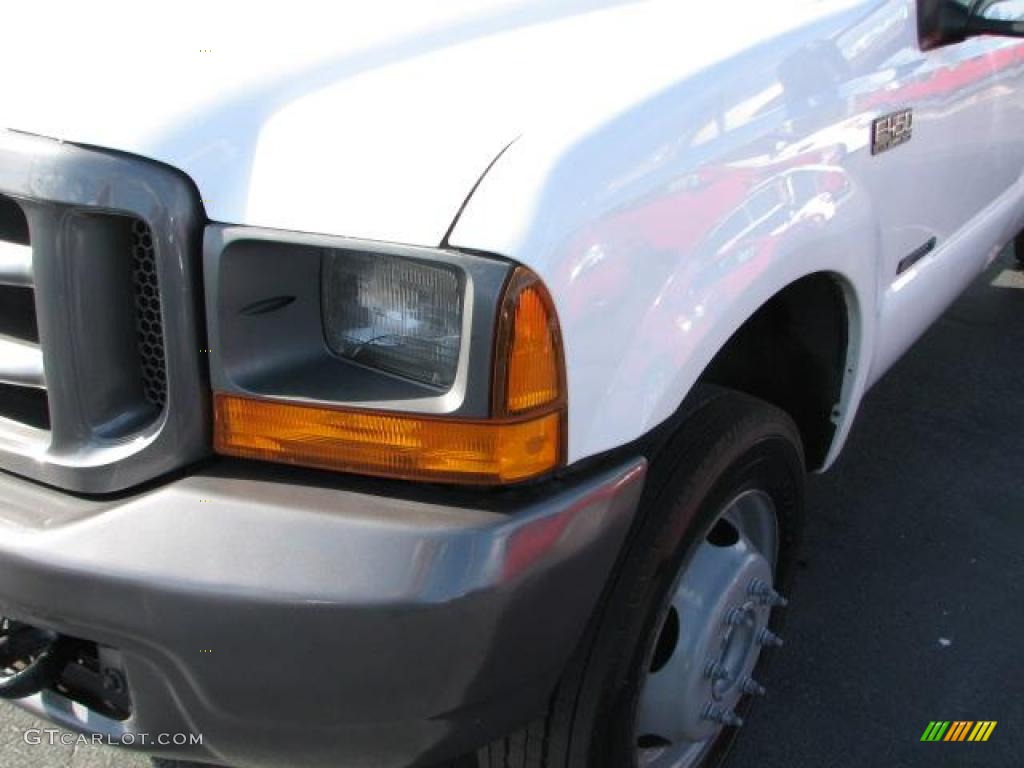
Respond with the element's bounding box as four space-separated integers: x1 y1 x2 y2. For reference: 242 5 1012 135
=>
130 220 167 408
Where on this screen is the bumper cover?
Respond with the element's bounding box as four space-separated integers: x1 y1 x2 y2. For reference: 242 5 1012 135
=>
0 458 645 767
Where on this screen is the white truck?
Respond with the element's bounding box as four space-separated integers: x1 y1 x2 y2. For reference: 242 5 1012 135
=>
0 1 1022 767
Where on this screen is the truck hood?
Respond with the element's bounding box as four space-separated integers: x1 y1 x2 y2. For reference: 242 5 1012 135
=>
0 0 629 245
0 0 855 246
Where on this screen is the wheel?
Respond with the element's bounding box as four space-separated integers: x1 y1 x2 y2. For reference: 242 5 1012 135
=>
479 388 805 768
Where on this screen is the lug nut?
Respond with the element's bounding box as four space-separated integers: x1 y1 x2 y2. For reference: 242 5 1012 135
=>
748 578 770 596
748 578 788 607
702 703 745 727
725 608 753 628
757 628 784 648
705 661 730 681
739 676 767 696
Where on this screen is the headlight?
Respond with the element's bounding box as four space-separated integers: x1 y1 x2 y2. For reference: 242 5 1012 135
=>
205 227 566 485
321 250 462 389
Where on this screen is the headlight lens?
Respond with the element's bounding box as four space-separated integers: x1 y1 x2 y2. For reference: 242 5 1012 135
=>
321 250 462 389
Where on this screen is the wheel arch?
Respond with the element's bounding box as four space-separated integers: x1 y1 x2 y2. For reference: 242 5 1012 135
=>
695 270 861 471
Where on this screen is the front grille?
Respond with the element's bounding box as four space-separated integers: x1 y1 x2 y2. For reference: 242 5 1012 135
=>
131 219 167 408
0 130 209 494
0 194 47 430
2 201 164 435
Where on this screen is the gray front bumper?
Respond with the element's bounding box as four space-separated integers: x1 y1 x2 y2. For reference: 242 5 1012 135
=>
0 458 645 768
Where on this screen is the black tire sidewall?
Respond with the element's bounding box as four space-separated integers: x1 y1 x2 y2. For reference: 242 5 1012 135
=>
567 395 805 768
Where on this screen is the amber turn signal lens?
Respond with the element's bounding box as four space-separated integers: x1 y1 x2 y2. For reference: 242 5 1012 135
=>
494 268 566 416
214 394 562 484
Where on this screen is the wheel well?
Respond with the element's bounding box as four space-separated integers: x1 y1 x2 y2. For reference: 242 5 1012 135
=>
699 273 850 469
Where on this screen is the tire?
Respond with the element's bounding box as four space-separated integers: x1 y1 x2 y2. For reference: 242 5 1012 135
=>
479 388 805 768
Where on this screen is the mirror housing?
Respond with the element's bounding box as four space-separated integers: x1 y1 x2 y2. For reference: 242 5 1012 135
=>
920 0 1024 50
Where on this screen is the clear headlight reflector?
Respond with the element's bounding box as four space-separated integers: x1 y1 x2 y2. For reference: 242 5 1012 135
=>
321 251 462 389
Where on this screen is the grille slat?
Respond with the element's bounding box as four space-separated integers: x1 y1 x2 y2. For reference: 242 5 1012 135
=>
0 334 44 389
0 194 47 431
0 240 32 287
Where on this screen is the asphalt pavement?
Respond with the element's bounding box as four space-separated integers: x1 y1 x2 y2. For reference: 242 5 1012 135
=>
731 248 1024 768
2 250 1022 768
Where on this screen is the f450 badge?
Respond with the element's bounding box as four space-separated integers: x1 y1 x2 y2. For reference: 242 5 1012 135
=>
872 109 913 155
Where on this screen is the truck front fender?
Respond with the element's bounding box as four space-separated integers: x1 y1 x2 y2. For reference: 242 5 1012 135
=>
451 104 882 469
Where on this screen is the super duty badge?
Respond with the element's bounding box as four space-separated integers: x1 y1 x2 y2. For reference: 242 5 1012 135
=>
872 109 913 155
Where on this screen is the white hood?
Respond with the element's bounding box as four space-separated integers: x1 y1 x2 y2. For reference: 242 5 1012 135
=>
0 0 633 245
1 0 854 246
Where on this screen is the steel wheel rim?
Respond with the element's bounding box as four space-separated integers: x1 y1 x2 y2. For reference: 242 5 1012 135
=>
635 488 785 768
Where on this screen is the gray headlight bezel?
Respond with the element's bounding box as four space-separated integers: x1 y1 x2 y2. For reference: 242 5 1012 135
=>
203 225 513 418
